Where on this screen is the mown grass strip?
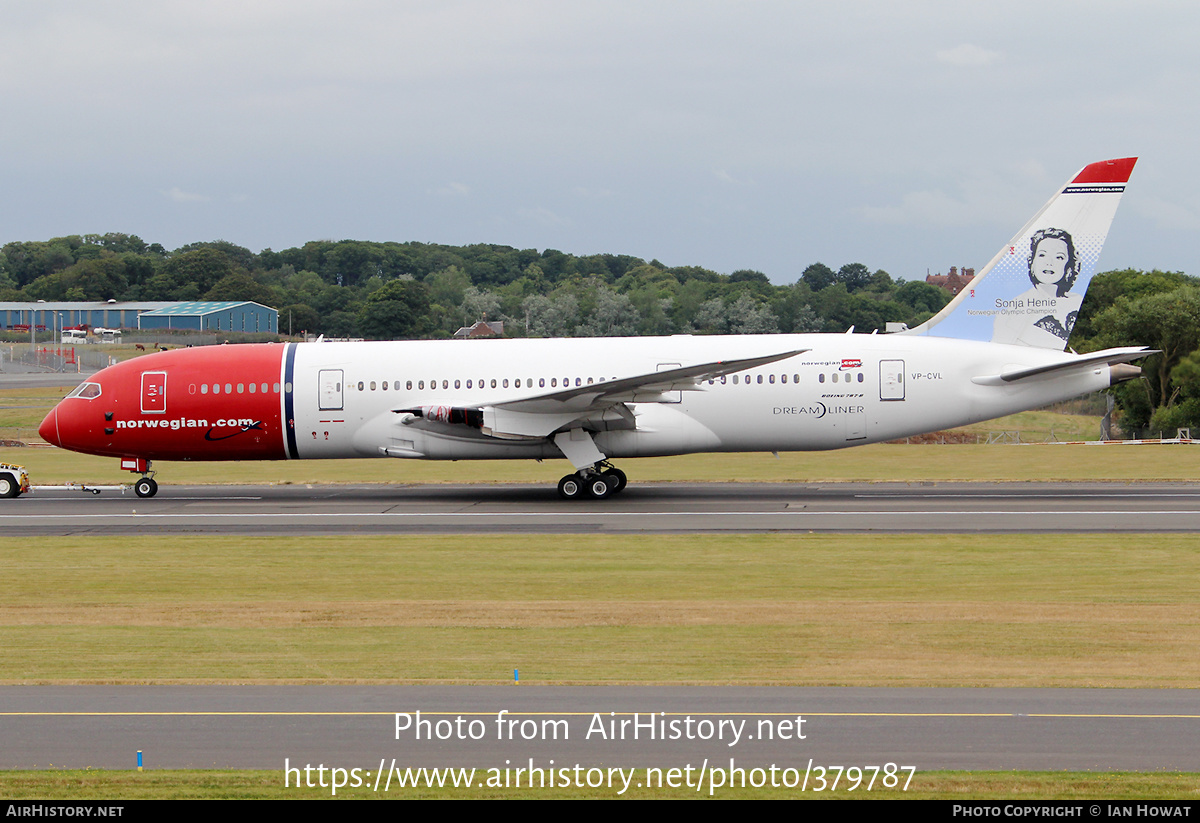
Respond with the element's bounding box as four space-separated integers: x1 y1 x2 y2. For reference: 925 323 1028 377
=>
1 535 1197 686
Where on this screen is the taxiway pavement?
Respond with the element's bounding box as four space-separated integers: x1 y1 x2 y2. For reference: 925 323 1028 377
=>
5 481 1200 534
4 686 1198 772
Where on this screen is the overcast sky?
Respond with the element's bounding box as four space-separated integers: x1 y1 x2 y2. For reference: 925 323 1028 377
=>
1 1 1195 284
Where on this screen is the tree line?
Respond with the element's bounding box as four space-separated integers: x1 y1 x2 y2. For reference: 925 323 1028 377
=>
0 233 953 340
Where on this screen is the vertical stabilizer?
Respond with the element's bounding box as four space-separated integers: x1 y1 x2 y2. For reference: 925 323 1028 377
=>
906 157 1136 349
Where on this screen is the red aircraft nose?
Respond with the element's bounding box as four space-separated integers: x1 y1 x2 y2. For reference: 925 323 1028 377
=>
38 406 61 447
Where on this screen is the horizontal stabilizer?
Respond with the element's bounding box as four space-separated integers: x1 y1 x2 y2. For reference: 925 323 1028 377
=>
971 347 1155 386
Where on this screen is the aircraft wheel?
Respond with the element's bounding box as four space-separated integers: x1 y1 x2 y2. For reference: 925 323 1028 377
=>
557 474 585 500
0 474 17 499
134 477 158 498
585 475 613 500
601 467 627 494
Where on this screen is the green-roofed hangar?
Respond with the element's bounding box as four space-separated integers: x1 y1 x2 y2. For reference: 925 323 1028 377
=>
135 301 277 333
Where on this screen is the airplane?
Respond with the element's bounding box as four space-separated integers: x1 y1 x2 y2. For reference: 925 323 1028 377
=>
35 157 1148 501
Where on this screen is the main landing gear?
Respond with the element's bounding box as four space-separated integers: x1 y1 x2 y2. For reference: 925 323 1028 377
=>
557 462 627 501
551 429 626 501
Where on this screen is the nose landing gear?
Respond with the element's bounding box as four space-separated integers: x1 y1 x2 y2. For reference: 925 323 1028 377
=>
121 457 159 498
133 475 158 498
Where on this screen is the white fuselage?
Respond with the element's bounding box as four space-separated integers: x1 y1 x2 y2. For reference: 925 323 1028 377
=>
285 334 1109 462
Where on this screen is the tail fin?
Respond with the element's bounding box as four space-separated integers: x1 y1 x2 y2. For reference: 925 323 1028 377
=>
906 157 1136 349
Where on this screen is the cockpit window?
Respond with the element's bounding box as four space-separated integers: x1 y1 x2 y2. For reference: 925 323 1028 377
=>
66 383 102 399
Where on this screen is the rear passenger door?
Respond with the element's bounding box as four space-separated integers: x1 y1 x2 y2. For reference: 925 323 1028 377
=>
880 360 905 401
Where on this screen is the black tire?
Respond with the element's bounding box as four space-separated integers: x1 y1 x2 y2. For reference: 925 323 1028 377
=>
0 474 17 499
134 477 158 498
557 474 584 500
601 467 627 494
585 476 612 500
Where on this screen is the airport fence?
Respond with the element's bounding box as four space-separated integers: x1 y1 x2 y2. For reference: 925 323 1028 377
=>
0 344 116 374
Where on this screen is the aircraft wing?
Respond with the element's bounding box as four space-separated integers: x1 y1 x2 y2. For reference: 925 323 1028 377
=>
397 348 807 440
494 349 808 412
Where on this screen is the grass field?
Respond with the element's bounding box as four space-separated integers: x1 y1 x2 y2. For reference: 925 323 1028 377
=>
2 534 1197 686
